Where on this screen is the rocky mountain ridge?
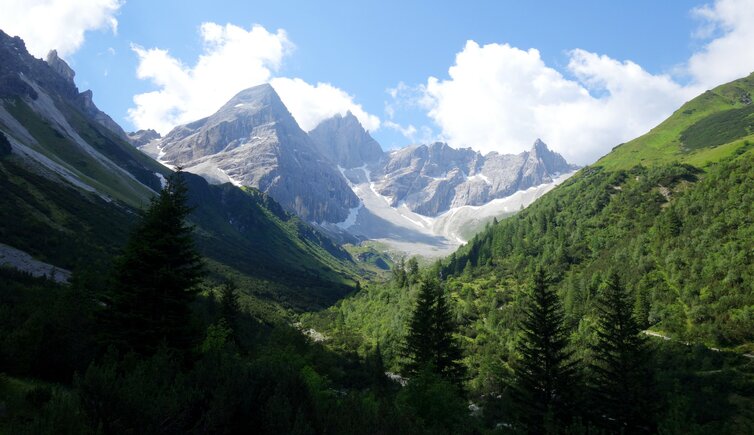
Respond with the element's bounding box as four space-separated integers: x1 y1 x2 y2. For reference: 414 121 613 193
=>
144 82 576 254
149 84 359 223
308 111 384 169
371 139 576 216
127 128 161 147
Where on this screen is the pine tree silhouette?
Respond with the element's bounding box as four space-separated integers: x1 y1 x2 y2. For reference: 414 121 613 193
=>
101 171 203 354
589 272 656 433
402 276 465 389
512 268 577 432
220 279 241 337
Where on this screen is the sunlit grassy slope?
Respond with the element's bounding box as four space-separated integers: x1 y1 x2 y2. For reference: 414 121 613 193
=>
597 71 754 170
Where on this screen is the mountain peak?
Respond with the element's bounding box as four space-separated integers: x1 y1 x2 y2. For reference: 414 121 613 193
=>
153 82 359 223
127 129 161 147
530 138 549 153
525 138 577 174
308 112 384 168
223 83 283 110
162 81 298 160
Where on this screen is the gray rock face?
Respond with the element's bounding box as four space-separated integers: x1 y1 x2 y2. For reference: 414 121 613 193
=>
45 50 74 84
127 129 161 147
78 89 130 140
308 112 384 168
153 84 359 223
149 82 575 227
44 49 127 140
372 139 577 216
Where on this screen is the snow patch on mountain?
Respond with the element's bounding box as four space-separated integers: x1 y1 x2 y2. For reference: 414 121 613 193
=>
155 172 167 189
336 202 362 229
340 168 575 257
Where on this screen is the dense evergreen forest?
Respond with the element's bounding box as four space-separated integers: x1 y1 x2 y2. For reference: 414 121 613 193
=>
302 146 754 433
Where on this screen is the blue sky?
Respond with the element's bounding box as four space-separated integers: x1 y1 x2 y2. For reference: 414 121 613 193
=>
3 0 754 163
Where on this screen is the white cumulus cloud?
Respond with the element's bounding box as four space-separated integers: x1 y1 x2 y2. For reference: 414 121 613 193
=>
688 0 754 87
0 0 121 58
417 0 754 165
271 77 380 132
129 23 380 135
422 41 693 164
129 23 291 134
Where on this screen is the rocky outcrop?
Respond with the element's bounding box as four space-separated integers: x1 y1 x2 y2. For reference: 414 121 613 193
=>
151 84 359 223
78 89 130 140
308 112 384 168
0 29 164 204
127 129 161 147
45 50 75 84
0 242 71 283
372 139 577 216
0 31 72 100
0 37 129 142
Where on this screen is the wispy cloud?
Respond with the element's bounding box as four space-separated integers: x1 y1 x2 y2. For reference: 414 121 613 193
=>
688 0 754 87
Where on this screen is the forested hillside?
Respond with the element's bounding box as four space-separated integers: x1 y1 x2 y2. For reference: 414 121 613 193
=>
302 77 754 432
0 148 359 315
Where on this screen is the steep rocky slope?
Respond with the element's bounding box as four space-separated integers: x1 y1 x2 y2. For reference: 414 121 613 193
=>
308 111 384 168
373 139 576 216
149 84 359 223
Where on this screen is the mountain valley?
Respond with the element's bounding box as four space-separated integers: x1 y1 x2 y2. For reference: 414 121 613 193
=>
1 13 754 434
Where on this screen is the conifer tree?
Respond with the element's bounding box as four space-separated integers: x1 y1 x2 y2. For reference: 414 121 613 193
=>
634 285 651 329
512 268 577 432
101 171 203 354
402 277 465 389
220 280 241 334
392 257 407 287
433 285 465 387
589 273 655 433
406 257 420 285
367 343 389 394
403 277 436 376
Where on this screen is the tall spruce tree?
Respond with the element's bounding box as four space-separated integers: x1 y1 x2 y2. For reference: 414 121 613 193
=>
402 277 465 389
366 343 390 394
403 277 437 375
433 285 465 387
512 268 577 432
220 279 241 335
589 273 655 433
393 257 408 288
406 257 420 285
101 171 203 354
